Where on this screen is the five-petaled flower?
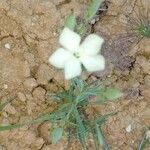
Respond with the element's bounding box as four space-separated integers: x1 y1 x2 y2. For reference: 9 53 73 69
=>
49 27 105 80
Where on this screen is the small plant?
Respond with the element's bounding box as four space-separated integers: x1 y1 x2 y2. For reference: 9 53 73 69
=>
0 0 123 149
128 5 150 39
44 77 121 149
137 24 150 38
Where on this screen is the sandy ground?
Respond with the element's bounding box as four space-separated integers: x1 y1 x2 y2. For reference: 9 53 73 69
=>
0 0 150 149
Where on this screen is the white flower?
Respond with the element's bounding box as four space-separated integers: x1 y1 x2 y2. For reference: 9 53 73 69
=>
49 27 105 80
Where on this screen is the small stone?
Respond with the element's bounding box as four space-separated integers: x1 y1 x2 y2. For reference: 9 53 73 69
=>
36 63 54 85
32 138 45 149
53 71 64 86
26 93 36 115
142 90 150 99
2 112 8 118
0 145 7 150
32 87 46 104
144 75 150 88
38 122 52 142
23 61 31 78
146 130 150 140
3 84 8 89
17 92 26 102
7 141 20 150
45 82 58 92
4 43 11 49
23 52 36 67
41 141 66 150
126 124 132 133
4 104 17 115
136 56 150 74
23 130 36 145
90 18 96 24
19 116 32 131
23 78 38 91
2 118 9 125
139 38 150 54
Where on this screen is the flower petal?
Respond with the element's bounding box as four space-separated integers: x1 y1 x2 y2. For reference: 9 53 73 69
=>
81 55 105 72
80 34 104 56
64 57 82 80
49 48 72 68
59 28 81 52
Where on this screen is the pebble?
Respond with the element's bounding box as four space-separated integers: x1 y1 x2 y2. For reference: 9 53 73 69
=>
36 63 54 85
17 92 26 102
3 84 8 89
144 75 150 88
23 61 31 78
4 104 17 115
4 43 11 49
0 145 7 150
33 138 45 149
23 78 38 91
126 124 132 133
23 130 36 145
146 130 150 140
32 87 46 104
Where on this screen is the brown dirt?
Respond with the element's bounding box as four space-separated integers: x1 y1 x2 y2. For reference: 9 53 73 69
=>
0 0 150 150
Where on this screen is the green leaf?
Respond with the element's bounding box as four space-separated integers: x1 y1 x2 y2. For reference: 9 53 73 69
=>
95 124 110 150
0 124 23 131
76 85 100 103
64 12 77 30
77 23 87 37
92 128 99 150
51 127 63 144
74 108 87 149
98 88 123 102
138 130 150 150
54 91 72 102
49 103 71 121
33 103 71 124
104 88 123 100
72 77 86 92
77 0 102 36
96 124 104 147
84 0 102 22
32 113 53 124
95 112 116 125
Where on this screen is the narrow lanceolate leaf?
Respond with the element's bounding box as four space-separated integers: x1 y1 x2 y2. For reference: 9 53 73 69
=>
95 112 116 125
64 12 77 30
84 0 102 22
76 85 100 103
138 130 150 150
92 128 99 150
97 88 123 102
33 103 70 124
53 91 72 102
32 113 53 124
72 76 86 93
51 127 63 144
74 108 87 149
103 88 123 100
0 124 23 131
95 124 110 150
